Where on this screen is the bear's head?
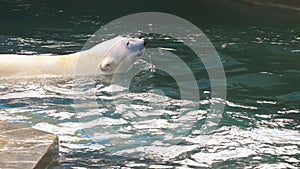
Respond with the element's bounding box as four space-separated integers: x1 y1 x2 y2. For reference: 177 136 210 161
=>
99 36 146 75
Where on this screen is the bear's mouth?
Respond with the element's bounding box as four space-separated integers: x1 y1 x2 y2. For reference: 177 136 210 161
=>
137 49 145 58
137 51 143 57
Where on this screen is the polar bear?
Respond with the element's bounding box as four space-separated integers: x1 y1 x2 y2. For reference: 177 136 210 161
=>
0 36 146 77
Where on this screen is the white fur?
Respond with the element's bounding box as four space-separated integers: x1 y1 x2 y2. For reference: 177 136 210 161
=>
0 36 145 78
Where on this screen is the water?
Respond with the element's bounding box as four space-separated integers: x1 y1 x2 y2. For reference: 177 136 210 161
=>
0 0 300 168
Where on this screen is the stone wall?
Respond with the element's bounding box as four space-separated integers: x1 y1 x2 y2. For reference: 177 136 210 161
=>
245 0 300 11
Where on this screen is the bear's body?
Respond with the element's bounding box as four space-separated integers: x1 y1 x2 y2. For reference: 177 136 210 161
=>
0 36 145 77
0 53 79 77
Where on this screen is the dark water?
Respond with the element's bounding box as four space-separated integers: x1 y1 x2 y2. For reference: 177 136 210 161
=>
0 0 299 168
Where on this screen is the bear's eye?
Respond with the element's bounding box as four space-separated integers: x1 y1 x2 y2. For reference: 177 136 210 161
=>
105 63 110 67
126 41 130 46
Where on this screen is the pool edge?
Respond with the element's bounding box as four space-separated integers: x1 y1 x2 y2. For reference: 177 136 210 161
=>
0 121 59 169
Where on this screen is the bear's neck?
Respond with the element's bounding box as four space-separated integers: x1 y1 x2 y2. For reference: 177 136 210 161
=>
66 50 102 76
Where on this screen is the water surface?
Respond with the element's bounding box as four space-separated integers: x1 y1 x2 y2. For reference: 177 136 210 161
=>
0 0 299 168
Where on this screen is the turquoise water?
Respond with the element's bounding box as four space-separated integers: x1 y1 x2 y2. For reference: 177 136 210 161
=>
0 0 300 168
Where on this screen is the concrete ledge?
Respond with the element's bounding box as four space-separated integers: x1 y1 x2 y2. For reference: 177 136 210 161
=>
0 121 59 169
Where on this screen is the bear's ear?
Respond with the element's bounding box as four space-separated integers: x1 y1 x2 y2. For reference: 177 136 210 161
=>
100 57 114 72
